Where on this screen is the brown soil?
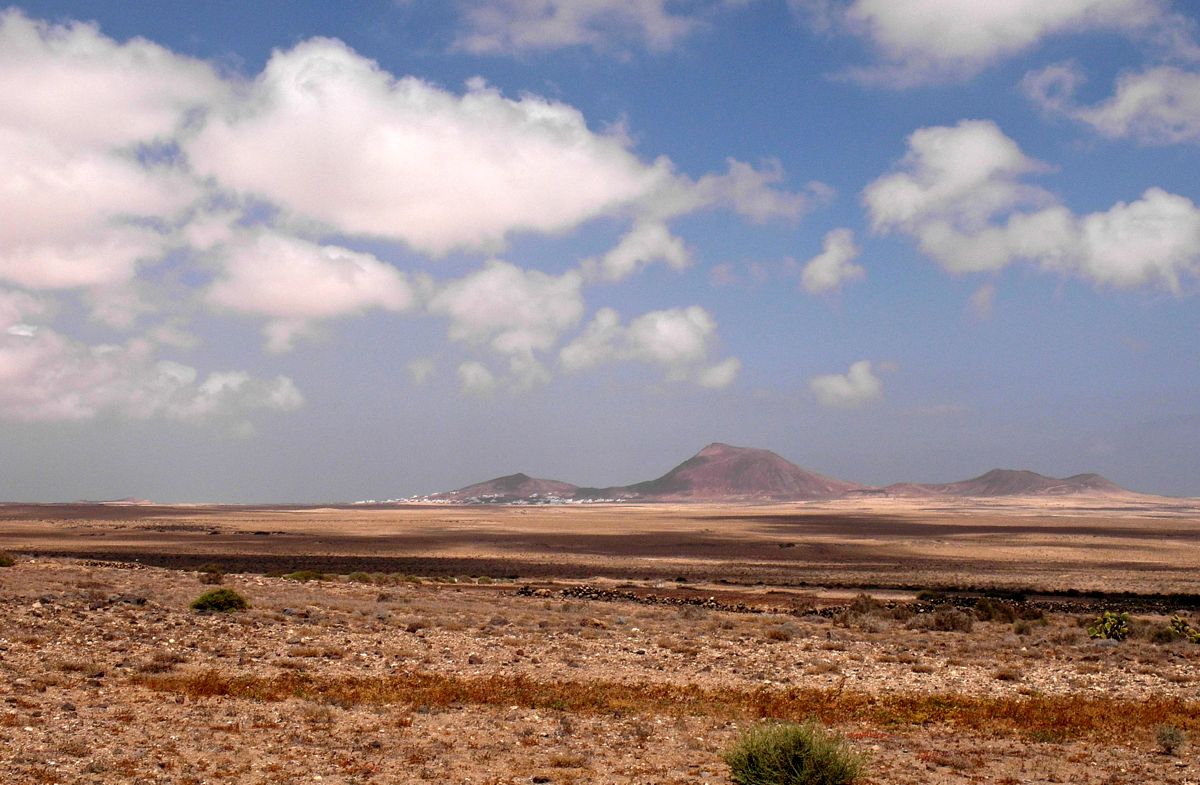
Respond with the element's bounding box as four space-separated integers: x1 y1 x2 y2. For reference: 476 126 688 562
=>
2 499 1199 784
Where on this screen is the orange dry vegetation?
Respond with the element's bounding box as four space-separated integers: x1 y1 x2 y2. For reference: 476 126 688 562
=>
137 668 1200 741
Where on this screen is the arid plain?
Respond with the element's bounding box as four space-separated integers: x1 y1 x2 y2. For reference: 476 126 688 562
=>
2 497 1199 784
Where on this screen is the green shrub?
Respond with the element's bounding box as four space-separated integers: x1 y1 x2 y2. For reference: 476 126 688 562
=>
1169 615 1200 644
347 571 374 584
1087 611 1130 641
724 721 866 785
933 608 974 632
190 588 249 613
282 570 325 582
0 552 14 567
915 589 944 602
1157 724 1186 755
973 597 1018 623
846 594 882 616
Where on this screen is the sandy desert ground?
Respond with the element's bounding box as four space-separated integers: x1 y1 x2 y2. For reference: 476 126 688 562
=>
2 498 1199 784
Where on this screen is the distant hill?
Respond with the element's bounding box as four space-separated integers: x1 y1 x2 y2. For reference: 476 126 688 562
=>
884 469 1128 498
579 443 862 501
411 445 1134 504
434 473 578 503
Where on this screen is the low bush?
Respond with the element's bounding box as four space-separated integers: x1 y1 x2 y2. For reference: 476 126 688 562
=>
1017 605 1045 621
907 607 974 633
190 588 249 613
282 570 325 582
724 720 866 785
846 594 882 616
0 552 14 567
1157 724 1186 755
1149 625 1181 644
1087 611 1130 641
973 598 1018 623
834 594 887 627
197 563 224 585
1169 616 1200 644
933 608 974 632
347 571 374 584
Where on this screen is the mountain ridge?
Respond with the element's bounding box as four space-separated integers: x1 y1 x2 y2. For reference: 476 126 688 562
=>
413 443 1134 504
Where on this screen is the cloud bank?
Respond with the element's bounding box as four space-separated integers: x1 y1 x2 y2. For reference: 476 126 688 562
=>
454 0 709 55
560 306 739 387
1025 63 1200 145
794 0 1197 86
0 10 792 417
863 119 1200 291
208 232 417 352
0 289 301 424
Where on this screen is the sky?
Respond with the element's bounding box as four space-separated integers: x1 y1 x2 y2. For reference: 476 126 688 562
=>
1 0 1198 502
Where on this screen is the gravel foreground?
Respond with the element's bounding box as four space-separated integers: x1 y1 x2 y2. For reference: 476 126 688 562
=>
2 557 1199 785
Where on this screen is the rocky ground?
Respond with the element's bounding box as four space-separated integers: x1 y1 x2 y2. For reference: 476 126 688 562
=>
2 556 1198 784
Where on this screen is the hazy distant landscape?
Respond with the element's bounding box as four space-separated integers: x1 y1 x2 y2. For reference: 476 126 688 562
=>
407 442 1141 504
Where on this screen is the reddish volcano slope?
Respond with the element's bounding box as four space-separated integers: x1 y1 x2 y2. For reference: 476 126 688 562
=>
886 469 1128 497
600 443 862 501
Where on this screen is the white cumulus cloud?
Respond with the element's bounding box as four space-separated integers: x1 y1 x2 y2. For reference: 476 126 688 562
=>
801 228 865 293
863 119 1200 290
809 359 883 408
430 260 585 389
695 356 742 389
0 11 218 300
793 0 1194 87
454 0 707 55
581 221 690 282
406 358 437 385
968 283 996 320
0 9 225 149
457 360 497 396
560 305 739 387
208 232 416 352
0 128 193 291
693 159 827 224
1025 63 1200 145
0 288 302 423
186 39 674 256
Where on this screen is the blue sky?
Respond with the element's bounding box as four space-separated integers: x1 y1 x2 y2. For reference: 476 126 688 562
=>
1 0 1198 501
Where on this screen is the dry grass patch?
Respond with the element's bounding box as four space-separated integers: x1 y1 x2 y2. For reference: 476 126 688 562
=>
135 668 1200 741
